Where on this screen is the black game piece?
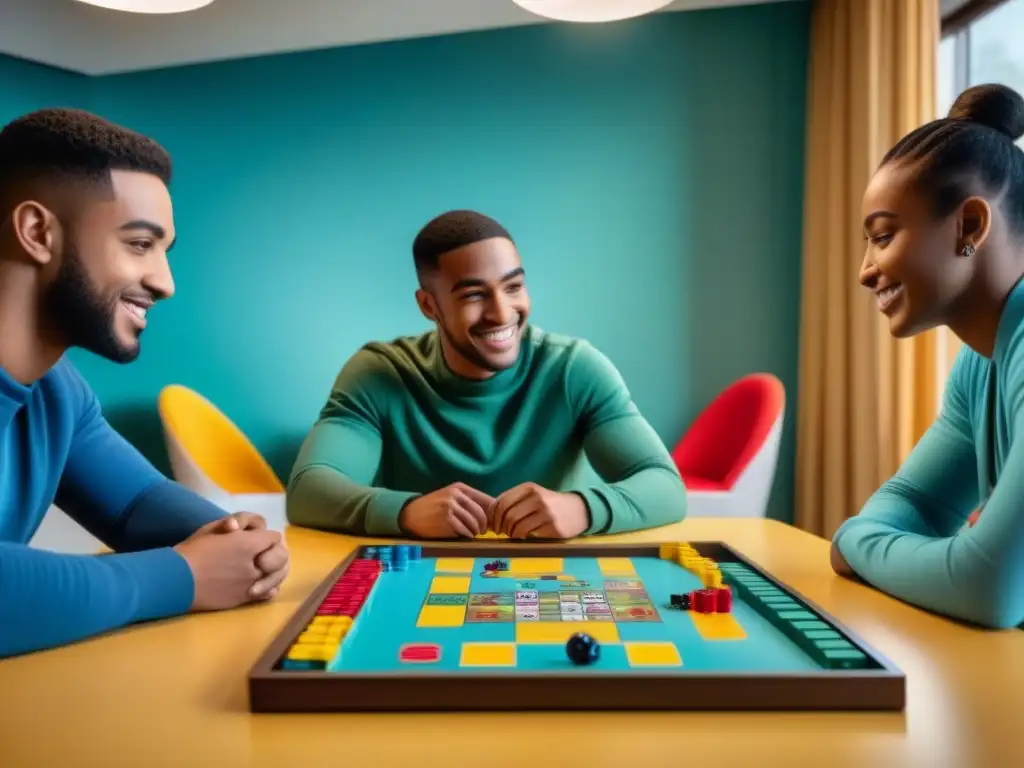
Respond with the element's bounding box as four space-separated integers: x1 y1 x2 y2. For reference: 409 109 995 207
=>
565 632 600 665
670 593 691 610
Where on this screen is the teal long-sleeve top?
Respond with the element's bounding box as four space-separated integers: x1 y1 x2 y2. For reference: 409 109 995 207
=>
287 325 688 537
1 358 226 657
833 280 1024 630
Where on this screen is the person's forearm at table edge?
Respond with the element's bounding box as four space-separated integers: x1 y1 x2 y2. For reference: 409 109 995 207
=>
0 543 193 658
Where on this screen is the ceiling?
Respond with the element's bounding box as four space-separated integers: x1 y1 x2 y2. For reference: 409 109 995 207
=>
0 0 794 76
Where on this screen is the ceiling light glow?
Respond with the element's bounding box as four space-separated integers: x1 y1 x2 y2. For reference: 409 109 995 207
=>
511 1 675 23
73 1 216 14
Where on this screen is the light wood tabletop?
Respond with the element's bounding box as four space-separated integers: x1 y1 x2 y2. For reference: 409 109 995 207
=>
1 518 1020 767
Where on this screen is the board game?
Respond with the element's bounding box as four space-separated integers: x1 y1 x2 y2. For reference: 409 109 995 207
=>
248 541 905 712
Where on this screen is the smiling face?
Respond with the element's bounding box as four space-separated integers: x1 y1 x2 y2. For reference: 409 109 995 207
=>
859 162 983 338
42 169 176 363
415 236 530 379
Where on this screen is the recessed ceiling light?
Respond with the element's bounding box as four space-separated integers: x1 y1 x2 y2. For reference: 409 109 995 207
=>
72 0 216 13
511 1 675 23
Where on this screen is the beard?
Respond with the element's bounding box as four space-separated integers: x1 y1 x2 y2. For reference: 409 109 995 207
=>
42 242 141 364
434 302 520 375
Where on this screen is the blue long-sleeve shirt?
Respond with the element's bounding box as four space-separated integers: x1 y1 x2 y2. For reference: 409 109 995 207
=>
834 280 1024 630
1 358 226 657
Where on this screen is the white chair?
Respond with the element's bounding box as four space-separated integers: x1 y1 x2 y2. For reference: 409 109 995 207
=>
28 505 104 554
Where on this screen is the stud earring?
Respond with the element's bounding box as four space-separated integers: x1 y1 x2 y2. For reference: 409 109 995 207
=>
961 244 976 258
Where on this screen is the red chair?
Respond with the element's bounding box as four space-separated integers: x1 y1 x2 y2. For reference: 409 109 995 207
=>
671 373 785 517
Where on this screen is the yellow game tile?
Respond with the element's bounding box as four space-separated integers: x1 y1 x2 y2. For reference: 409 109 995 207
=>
625 642 682 667
690 613 747 641
460 642 517 667
296 629 326 644
508 558 563 574
515 621 619 645
416 605 466 628
286 643 340 662
597 557 636 576
434 558 476 574
429 576 471 594
703 570 724 589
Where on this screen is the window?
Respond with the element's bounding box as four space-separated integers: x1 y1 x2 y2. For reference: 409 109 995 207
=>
967 0 1024 145
935 0 1024 401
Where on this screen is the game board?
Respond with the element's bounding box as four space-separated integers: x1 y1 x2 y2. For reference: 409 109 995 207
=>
248 542 905 712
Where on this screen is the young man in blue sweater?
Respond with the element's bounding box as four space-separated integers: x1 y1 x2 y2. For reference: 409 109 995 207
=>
0 109 290 658
832 84 1024 630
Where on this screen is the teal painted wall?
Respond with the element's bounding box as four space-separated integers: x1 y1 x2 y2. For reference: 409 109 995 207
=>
1 1 809 520
0 55 87 123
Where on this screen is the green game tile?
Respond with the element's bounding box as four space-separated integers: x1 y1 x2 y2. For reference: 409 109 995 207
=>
814 639 856 651
730 576 765 585
805 630 842 640
758 602 800 611
426 594 468 606
754 591 790 601
791 620 831 631
749 590 787 600
606 594 651 606
777 610 818 621
760 602 802 614
824 649 869 668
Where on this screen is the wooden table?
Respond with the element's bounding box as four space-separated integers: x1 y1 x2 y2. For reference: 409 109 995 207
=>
1 519 1020 767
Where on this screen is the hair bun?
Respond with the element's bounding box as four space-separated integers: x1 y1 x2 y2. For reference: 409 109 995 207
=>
948 84 1024 141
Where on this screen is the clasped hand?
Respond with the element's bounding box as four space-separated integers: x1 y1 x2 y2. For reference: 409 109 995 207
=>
173 512 291 612
399 481 588 540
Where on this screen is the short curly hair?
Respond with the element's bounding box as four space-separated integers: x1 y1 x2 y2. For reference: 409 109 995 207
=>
412 210 513 275
0 107 171 197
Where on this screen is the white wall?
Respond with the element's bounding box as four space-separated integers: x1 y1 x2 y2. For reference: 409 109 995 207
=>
28 507 104 554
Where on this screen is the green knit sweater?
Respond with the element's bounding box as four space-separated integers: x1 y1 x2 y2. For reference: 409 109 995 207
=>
286 325 687 537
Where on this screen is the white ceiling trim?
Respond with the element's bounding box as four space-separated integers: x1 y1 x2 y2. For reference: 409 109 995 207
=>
0 0 796 76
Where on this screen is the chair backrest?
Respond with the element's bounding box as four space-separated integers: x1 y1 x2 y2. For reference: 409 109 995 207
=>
671 373 785 489
157 385 284 496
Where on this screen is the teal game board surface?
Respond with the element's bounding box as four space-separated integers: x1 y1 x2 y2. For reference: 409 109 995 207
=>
249 542 905 712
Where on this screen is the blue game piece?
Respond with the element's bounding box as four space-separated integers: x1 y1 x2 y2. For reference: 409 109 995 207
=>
410 546 422 560
393 548 409 571
566 632 600 665
364 546 378 560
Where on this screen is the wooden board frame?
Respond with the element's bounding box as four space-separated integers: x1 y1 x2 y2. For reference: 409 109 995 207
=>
248 541 905 712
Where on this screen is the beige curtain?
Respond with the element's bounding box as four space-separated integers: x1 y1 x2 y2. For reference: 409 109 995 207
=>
795 0 940 538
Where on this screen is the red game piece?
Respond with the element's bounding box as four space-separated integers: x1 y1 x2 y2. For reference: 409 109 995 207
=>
714 587 732 613
399 643 441 664
693 589 716 613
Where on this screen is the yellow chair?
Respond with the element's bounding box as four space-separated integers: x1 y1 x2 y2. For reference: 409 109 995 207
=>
157 384 286 529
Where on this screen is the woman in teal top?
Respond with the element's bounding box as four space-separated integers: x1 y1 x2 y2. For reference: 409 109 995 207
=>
831 83 1024 629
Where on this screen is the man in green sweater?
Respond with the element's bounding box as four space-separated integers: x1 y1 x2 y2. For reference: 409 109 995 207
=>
286 210 687 539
